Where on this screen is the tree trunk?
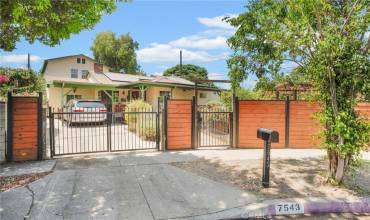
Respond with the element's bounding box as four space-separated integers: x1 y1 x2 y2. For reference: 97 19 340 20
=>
327 149 348 183
327 73 348 183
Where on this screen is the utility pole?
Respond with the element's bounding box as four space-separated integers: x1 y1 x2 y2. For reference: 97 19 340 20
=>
27 53 31 70
179 50 182 75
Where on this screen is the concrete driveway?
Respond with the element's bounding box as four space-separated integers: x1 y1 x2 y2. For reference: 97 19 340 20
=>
2 149 285 220
4 149 363 220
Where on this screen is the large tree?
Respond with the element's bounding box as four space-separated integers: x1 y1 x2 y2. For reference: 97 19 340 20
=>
227 0 369 183
0 0 123 51
91 31 140 74
163 64 209 82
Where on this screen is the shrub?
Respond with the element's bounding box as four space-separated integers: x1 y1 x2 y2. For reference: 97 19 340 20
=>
0 67 45 99
136 117 157 141
124 100 152 127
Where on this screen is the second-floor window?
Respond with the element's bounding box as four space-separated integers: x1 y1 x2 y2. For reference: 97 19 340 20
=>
81 70 89 79
71 69 78 78
77 58 86 64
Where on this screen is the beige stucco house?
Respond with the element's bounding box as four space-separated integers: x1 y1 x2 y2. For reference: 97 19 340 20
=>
42 54 220 111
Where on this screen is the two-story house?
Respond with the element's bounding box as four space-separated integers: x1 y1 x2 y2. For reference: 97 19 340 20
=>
42 54 220 111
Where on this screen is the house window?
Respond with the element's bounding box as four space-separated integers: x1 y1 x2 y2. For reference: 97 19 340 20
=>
77 58 81 64
159 91 171 98
82 58 85 64
66 95 82 102
81 70 89 79
71 69 78 78
199 92 207 98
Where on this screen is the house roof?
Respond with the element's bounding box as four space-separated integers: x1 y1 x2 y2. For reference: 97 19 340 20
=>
104 72 153 83
42 54 221 91
151 76 194 85
44 73 123 87
40 54 98 73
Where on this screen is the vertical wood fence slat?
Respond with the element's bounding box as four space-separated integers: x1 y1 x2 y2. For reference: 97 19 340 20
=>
6 92 13 162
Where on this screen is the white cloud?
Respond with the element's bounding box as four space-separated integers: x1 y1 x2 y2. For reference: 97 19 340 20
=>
197 14 236 30
169 36 228 50
138 13 237 64
0 54 42 63
200 28 235 38
208 72 228 80
137 43 228 63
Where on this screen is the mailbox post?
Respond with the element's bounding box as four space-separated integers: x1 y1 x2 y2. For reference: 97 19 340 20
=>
257 128 279 188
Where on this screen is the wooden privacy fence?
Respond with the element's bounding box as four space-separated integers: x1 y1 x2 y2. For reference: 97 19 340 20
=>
7 92 43 162
164 98 193 150
236 98 370 149
238 100 286 148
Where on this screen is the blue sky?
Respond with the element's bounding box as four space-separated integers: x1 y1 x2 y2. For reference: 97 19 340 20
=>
0 0 258 88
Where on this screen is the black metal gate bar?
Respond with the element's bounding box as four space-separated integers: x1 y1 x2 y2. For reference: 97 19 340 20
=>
49 109 160 156
198 110 232 147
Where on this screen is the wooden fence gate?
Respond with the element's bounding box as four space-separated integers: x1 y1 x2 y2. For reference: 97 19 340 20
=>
7 92 43 162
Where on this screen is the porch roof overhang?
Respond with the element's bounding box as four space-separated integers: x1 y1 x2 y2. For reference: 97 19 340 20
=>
116 82 222 91
51 80 118 90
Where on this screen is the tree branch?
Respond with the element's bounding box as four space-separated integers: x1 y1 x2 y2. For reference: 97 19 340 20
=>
341 0 362 34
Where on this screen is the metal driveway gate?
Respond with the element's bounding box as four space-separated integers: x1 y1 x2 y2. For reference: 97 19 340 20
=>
49 109 159 156
198 106 232 147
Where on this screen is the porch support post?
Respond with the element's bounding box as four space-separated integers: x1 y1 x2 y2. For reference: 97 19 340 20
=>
139 85 146 100
60 83 64 109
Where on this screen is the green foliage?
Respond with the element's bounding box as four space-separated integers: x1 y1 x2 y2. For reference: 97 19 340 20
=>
0 0 122 51
136 118 157 141
254 70 309 93
91 31 140 74
227 0 370 182
0 67 45 98
220 88 260 110
124 100 152 131
163 64 209 82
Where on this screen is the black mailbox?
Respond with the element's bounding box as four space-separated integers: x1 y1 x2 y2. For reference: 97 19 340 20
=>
257 128 279 188
257 128 279 143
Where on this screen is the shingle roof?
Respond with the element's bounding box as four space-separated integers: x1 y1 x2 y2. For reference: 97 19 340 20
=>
104 72 152 82
151 76 194 85
41 54 97 73
44 73 123 86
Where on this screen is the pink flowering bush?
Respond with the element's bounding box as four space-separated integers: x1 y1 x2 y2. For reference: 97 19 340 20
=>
0 68 45 98
0 74 8 84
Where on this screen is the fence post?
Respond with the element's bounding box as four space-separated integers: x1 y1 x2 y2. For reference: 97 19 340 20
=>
193 96 199 149
37 92 43 160
156 97 160 150
6 92 13 162
48 107 55 158
285 96 290 148
232 96 239 148
162 96 168 151
191 96 196 149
